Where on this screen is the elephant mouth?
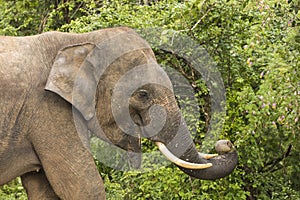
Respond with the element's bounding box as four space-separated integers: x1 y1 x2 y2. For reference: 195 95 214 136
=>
155 142 213 169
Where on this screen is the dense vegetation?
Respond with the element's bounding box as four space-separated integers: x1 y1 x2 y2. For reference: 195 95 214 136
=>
0 0 299 199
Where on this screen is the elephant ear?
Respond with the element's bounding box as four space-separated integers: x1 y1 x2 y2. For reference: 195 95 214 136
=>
46 30 153 121
45 43 97 120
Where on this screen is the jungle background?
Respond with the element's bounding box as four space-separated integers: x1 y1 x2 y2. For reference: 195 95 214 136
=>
0 0 299 199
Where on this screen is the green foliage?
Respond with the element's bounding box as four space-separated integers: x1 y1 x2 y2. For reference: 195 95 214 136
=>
0 178 27 200
0 0 43 35
1 0 299 199
100 165 249 200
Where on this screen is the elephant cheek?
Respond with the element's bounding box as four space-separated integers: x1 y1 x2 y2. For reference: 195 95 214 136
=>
88 115 141 153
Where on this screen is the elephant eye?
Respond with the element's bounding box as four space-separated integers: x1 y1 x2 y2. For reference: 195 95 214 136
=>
136 89 149 100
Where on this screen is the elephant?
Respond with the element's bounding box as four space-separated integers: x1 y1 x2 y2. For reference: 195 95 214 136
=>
0 27 238 199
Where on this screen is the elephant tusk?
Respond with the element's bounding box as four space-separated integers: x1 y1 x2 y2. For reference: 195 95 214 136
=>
198 153 219 159
155 142 213 169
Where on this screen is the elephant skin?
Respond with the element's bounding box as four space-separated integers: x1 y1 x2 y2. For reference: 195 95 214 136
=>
0 27 238 199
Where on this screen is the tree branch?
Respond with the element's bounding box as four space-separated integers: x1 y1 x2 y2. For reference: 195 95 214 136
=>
261 144 292 173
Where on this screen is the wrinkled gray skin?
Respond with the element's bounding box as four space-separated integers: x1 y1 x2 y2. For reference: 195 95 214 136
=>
0 27 237 199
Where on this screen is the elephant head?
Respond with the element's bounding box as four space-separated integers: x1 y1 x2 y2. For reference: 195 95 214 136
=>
45 28 238 180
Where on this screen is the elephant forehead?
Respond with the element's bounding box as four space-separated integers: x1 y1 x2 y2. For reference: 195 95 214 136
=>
113 63 173 96
87 31 151 80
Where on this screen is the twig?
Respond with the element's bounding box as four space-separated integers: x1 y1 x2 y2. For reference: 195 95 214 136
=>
261 144 292 173
191 3 215 31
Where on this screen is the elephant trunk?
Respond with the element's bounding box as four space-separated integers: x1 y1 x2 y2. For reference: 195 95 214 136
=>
154 115 238 180
175 142 238 180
